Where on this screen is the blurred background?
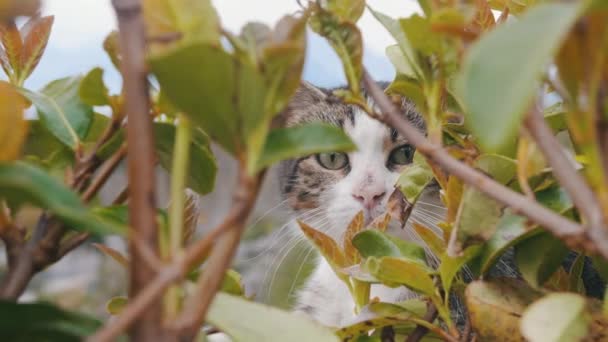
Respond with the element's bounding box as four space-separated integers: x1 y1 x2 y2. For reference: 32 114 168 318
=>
3 0 420 318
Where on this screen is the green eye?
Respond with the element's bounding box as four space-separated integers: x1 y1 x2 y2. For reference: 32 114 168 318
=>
388 145 414 165
316 152 349 170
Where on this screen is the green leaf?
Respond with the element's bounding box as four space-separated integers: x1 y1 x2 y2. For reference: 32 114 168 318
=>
352 230 427 264
149 44 239 154
154 123 217 195
20 76 94 149
516 232 569 288
323 0 365 22
452 155 516 251
400 15 442 56
0 162 122 235
472 185 573 275
22 119 72 170
207 293 339 342
144 0 221 55
364 257 435 295
106 296 128 315
521 293 590 342
368 8 422 81
310 7 363 94
386 45 416 78
439 245 481 297
386 74 426 111
465 278 542 341
457 3 582 152
568 253 586 294
255 123 355 170
395 152 434 212
79 67 110 106
0 300 101 341
221 269 245 296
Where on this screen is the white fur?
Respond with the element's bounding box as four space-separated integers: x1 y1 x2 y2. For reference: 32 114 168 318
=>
294 108 417 327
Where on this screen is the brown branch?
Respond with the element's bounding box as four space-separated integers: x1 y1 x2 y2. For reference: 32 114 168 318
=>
361 70 606 258
111 0 162 340
406 304 438 342
173 170 265 339
88 170 264 342
524 106 608 255
113 186 130 205
82 143 127 202
381 326 395 342
0 214 52 299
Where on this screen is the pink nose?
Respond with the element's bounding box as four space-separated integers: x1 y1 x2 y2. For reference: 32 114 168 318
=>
352 189 386 210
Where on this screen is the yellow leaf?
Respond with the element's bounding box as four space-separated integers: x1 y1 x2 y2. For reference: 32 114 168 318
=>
412 222 445 256
0 81 27 161
343 211 364 264
370 212 391 232
298 220 347 268
92 243 129 268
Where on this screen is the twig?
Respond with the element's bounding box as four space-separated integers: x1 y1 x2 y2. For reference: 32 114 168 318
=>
88 170 264 342
173 169 265 339
524 105 608 254
381 326 395 342
406 304 438 342
361 70 606 258
113 186 130 205
82 143 127 202
111 0 162 340
0 214 51 299
56 232 91 260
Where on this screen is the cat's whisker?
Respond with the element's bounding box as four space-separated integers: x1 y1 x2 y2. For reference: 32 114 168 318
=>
240 208 326 263
263 214 330 300
415 200 448 210
413 207 446 220
286 221 344 300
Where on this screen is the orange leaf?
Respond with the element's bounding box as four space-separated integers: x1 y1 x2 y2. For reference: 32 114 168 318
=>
0 20 22 75
343 211 364 264
19 15 53 81
412 222 445 257
370 212 391 232
0 81 27 161
472 0 495 31
298 220 347 268
93 243 129 268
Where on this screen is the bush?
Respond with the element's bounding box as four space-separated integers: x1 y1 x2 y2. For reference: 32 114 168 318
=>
0 0 607 341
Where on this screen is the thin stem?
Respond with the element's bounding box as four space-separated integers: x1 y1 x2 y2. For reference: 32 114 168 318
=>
173 169 264 340
111 0 163 340
361 70 605 259
82 143 127 202
88 171 264 342
165 115 193 319
524 106 608 256
406 304 438 342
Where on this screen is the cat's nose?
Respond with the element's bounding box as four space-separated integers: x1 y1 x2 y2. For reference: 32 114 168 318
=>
352 189 386 210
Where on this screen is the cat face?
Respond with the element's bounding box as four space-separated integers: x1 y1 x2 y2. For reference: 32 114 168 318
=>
279 82 425 238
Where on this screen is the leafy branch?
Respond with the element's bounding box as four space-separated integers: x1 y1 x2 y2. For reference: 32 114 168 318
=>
361 70 606 259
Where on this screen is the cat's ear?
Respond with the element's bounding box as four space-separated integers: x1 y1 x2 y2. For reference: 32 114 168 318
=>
292 81 327 105
274 81 327 128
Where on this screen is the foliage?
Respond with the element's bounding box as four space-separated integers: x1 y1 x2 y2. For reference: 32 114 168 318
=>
0 0 607 341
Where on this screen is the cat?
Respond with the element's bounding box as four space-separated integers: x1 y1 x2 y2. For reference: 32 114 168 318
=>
275 82 606 330
277 81 442 327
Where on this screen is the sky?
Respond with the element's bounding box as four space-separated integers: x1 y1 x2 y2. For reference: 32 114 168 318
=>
25 0 421 92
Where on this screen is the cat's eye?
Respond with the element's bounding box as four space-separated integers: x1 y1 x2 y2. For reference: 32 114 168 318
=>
388 145 414 165
316 152 349 170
